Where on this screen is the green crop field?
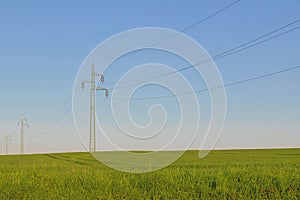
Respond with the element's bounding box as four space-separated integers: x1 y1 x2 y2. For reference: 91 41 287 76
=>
0 149 299 199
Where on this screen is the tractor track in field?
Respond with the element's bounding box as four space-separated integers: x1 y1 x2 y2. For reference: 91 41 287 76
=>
44 154 89 166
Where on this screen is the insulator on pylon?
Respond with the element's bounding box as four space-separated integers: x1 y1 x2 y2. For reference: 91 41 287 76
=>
105 90 109 98
81 82 85 90
101 75 104 83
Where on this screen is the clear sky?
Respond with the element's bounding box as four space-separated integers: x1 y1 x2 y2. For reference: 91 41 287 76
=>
0 0 299 154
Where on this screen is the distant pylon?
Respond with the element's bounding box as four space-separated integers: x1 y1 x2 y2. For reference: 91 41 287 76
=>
18 115 29 154
81 63 108 152
3 134 12 155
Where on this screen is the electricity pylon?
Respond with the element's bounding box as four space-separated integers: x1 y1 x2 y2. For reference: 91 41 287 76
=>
81 63 108 152
18 115 29 154
3 134 12 155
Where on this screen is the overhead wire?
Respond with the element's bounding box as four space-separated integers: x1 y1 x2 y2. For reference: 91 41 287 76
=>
113 64 300 101
49 64 300 142
49 99 108 142
99 0 243 83
215 25 300 60
150 0 243 46
108 19 300 90
31 0 243 138
23 3 300 140
30 19 300 138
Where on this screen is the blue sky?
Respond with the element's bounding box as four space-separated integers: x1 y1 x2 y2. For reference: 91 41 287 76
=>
0 0 299 154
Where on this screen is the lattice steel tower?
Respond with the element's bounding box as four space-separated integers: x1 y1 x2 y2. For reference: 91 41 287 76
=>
3 134 12 155
18 115 29 154
81 63 108 152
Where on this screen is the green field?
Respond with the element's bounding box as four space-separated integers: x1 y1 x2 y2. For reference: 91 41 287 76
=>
0 149 299 199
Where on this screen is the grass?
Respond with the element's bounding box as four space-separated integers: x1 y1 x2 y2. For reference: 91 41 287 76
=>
0 149 299 199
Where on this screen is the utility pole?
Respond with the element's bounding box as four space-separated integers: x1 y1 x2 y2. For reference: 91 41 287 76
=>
82 63 108 152
18 115 29 154
3 135 12 155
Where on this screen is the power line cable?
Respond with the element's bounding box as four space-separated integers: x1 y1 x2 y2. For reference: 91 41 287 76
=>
213 19 300 59
40 18 300 137
215 25 300 60
38 1 242 137
33 104 73 138
33 94 72 123
113 64 300 100
34 97 108 139
150 0 243 46
99 0 243 81
32 0 243 122
108 19 300 90
49 128 77 143
49 99 108 142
